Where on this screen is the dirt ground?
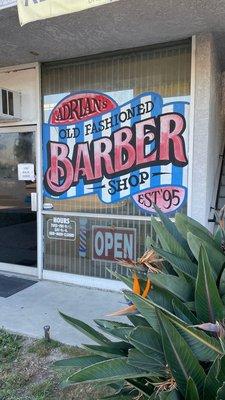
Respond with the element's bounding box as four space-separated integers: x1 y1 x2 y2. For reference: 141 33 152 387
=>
0 330 112 400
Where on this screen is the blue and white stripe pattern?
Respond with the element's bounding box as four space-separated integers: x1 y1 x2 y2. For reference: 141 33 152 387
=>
43 92 190 204
79 218 88 257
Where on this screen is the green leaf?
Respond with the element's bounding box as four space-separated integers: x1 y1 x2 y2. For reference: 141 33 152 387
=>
151 218 191 260
173 270 195 290
159 390 181 400
149 273 193 302
154 205 191 254
127 379 154 397
185 301 196 312
54 355 106 368
185 377 199 400
152 245 197 279
175 213 212 235
102 384 136 399
145 235 155 250
195 246 225 323
102 396 135 400
95 320 132 329
217 355 225 382
214 226 224 247
172 297 199 325
125 292 223 361
59 311 111 345
94 320 133 342
216 382 225 400
148 286 177 314
170 321 223 362
162 260 178 275
127 348 167 376
176 213 220 251
103 397 137 400
219 269 225 296
203 357 221 400
123 291 160 333
157 311 205 396
187 233 225 278
127 314 150 327
83 343 130 358
66 357 152 384
128 326 163 358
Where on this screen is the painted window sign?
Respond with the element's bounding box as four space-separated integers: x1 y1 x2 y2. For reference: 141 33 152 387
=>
43 91 190 214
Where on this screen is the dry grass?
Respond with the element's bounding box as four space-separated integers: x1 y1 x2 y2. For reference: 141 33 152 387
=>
0 330 112 400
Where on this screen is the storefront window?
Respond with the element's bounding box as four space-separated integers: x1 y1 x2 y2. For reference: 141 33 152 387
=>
42 41 191 278
44 215 157 278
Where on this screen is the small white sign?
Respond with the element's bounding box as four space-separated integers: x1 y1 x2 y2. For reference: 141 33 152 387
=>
18 163 35 181
47 217 76 241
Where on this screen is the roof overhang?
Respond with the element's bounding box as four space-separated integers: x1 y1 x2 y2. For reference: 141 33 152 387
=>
0 1 225 68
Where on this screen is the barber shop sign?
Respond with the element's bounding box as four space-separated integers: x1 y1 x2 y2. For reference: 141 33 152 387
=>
43 91 189 215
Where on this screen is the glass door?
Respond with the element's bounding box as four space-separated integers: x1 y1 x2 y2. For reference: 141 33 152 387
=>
0 131 37 267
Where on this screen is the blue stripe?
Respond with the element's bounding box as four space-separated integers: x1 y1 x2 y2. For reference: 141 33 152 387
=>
150 93 163 188
42 123 50 178
110 106 121 203
71 120 84 197
129 97 143 197
91 115 108 201
56 124 70 200
172 103 185 186
42 123 50 197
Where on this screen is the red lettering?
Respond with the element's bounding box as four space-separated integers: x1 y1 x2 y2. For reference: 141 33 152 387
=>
73 143 95 183
45 142 73 194
70 100 79 120
159 113 187 165
135 118 157 164
45 113 188 195
93 138 114 179
114 128 136 172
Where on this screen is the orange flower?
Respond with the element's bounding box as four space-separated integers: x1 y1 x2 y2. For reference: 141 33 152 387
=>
108 273 151 316
133 272 141 295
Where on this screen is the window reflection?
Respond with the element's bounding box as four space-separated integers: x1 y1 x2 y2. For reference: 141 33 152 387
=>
0 132 35 210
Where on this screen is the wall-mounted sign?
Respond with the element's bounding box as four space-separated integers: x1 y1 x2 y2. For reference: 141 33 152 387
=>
18 0 120 26
0 0 16 10
47 216 76 241
18 163 35 181
43 91 189 214
92 226 136 262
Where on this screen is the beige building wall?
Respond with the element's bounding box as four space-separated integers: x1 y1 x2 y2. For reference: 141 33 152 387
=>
189 33 224 229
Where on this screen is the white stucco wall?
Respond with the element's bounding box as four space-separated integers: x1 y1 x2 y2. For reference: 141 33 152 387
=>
189 33 224 228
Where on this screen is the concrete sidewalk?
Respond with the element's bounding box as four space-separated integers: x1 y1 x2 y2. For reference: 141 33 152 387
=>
0 278 124 346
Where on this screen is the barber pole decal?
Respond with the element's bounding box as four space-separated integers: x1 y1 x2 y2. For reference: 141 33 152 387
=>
79 218 88 258
43 91 190 214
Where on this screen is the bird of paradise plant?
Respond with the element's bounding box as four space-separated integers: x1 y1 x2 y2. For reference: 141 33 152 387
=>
109 250 162 316
55 206 225 400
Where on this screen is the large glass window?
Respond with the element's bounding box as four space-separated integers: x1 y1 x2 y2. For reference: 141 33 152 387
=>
42 41 191 278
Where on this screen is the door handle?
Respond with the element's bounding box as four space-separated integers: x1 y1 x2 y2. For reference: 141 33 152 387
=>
31 192 37 212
